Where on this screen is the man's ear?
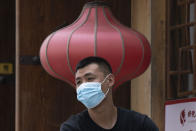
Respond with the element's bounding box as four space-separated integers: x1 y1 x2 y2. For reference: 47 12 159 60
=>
108 74 115 87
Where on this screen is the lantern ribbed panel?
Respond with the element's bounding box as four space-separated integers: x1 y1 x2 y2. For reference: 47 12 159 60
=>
40 2 151 89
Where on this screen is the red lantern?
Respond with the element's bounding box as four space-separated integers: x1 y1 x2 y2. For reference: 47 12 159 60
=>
40 2 151 89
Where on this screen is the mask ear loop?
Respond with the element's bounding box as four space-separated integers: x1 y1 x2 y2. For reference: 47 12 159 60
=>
101 73 111 84
101 73 111 95
104 88 110 96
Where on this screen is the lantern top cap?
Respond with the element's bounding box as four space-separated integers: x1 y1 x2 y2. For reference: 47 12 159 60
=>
84 1 109 8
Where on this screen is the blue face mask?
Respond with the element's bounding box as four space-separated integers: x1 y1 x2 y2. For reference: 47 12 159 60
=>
76 74 110 109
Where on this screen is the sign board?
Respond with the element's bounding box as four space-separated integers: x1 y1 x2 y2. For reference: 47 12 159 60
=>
165 98 196 131
0 63 13 74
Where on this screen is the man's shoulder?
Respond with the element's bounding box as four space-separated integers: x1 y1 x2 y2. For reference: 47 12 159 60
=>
118 107 146 119
118 107 159 131
60 110 87 131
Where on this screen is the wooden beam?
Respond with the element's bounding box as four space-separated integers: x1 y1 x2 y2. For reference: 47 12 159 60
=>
151 0 166 131
131 0 151 116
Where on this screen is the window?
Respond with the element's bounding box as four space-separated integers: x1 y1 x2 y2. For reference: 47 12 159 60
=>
167 0 196 99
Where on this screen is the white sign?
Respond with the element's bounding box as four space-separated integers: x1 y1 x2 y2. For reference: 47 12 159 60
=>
165 98 196 131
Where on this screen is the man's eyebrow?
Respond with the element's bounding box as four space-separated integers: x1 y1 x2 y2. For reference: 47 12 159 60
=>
75 73 95 81
75 77 81 81
84 72 95 77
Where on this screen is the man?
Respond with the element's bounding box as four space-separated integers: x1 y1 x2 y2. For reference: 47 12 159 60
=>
60 56 159 131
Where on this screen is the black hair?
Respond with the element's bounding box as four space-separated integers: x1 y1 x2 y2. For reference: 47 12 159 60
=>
75 56 112 75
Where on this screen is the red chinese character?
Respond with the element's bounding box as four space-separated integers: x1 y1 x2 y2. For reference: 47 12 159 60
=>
188 111 192 117
192 110 195 117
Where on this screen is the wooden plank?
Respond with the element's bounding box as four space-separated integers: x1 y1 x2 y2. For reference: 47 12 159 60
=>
15 0 19 130
169 21 196 30
16 1 87 131
131 0 151 116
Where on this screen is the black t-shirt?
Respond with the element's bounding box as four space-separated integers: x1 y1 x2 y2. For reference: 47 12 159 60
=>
60 107 159 131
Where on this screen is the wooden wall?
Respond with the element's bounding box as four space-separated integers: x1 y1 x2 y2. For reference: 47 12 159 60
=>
0 0 15 131
16 0 131 131
0 0 168 131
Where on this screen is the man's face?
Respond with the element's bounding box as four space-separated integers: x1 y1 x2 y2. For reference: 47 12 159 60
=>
75 63 105 88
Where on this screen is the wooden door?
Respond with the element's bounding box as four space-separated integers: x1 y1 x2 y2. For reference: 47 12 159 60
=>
16 0 131 131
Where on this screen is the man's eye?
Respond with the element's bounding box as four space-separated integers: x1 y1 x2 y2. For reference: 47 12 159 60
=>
88 77 94 81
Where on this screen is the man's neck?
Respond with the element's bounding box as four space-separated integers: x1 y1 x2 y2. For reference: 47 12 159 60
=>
87 95 117 129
